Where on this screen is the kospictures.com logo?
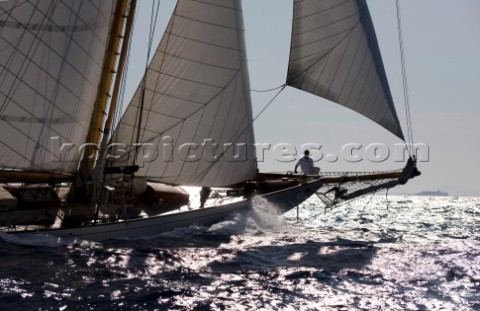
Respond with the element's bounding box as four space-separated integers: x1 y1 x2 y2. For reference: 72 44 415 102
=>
49 136 430 165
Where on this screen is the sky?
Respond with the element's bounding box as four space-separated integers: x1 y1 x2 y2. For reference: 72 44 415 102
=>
125 0 480 196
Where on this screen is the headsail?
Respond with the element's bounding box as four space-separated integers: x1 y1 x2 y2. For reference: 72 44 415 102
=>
0 0 116 173
288 0 404 140
110 0 256 187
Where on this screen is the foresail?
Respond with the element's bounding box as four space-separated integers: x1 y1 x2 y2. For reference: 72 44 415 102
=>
111 0 256 187
288 0 404 140
0 1 116 173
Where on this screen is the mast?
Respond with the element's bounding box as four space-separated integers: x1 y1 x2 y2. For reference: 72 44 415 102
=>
79 0 132 178
99 0 137 156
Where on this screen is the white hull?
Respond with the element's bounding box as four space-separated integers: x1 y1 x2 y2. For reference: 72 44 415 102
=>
12 179 323 242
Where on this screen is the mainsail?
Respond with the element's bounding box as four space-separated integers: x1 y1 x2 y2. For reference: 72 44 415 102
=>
111 0 256 187
0 0 116 173
288 0 404 140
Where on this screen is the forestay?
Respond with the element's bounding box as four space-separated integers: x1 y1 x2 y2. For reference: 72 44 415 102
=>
288 0 404 140
111 0 256 187
0 0 115 173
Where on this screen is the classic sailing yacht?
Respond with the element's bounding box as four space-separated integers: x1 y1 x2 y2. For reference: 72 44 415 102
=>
0 0 419 241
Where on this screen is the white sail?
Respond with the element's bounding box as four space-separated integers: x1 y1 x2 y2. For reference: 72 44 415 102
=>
0 0 116 173
111 0 256 187
288 0 405 140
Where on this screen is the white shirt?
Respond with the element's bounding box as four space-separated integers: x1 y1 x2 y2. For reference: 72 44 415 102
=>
295 156 315 175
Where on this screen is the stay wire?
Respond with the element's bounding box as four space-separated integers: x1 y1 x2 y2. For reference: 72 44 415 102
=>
147 0 161 68
383 188 389 210
251 84 286 93
359 189 377 218
132 0 161 166
395 0 415 154
252 84 287 122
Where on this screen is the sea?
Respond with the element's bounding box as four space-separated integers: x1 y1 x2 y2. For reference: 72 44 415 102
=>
0 195 479 310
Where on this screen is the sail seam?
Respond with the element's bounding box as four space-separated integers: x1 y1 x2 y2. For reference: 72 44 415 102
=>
148 70 227 89
192 74 241 185
0 121 63 166
86 0 110 21
0 0 54 116
288 21 359 84
132 70 241 147
37 0 110 43
289 46 332 63
171 91 211 185
345 43 373 111
191 0 241 11
338 24 370 110
290 26 354 50
0 34 103 96
160 51 239 71
293 0 350 21
293 4 367 37
1 112 70 160
0 70 91 130
174 14 242 31
0 140 45 171
309 19 355 98
138 88 206 106
0 15 107 33
129 103 185 121
5 2 109 64
165 31 246 52
349 56 375 112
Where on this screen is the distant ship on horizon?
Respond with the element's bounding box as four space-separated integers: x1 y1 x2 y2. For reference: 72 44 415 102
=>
415 190 449 197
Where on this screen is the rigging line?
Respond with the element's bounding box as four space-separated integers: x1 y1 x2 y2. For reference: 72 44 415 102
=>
251 84 286 93
385 188 391 212
252 84 287 122
110 1 135 147
136 0 166 147
395 0 415 153
358 188 377 218
113 44 131 132
296 192 357 224
131 0 161 166
183 80 231 183
147 0 161 68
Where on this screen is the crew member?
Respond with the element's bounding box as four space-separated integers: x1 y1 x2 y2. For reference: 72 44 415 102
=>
294 150 320 175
